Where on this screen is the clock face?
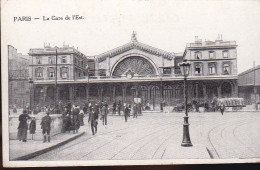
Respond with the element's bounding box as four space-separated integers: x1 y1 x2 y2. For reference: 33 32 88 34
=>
112 56 156 76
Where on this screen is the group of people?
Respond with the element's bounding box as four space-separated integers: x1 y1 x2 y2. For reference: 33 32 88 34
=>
16 99 144 143
17 110 52 143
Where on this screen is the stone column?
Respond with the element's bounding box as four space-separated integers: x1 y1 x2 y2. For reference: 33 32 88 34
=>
43 86 47 107
233 80 238 97
217 83 222 98
112 86 116 102
86 84 89 100
203 84 207 101
122 84 127 102
100 85 103 101
69 85 73 102
195 82 199 99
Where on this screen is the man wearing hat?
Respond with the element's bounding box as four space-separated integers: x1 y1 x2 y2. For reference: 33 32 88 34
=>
41 112 52 142
17 109 31 142
88 104 99 135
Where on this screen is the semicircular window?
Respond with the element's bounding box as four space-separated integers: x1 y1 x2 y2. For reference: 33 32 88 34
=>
112 56 156 76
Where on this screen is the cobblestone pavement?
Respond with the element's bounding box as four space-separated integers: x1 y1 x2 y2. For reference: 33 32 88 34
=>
30 112 260 160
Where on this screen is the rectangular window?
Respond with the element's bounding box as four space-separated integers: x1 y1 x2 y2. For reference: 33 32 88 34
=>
209 66 216 74
195 52 201 59
163 68 171 75
223 51 229 58
48 68 55 77
223 64 230 75
209 52 215 59
61 56 67 63
36 57 41 64
49 57 54 64
35 68 43 78
61 67 68 79
195 65 201 74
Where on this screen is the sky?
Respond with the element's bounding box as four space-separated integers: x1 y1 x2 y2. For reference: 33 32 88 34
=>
2 0 260 73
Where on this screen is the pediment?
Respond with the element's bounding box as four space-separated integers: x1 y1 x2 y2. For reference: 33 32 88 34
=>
95 41 175 63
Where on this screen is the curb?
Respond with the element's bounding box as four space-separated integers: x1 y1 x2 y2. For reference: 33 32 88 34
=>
12 132 85 161
108 114 143 116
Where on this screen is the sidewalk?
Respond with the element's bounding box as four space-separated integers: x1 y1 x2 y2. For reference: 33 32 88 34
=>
10 128 86 160
162 144 211 159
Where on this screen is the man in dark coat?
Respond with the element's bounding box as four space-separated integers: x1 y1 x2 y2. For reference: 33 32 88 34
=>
112 102 116 114
117 100 122 115
83 103 88 115
124 104 131 122
100 102 108 125
133 103 138 118
88 104 99 135
41 112 52 142
220 103 225 115
17 110 31 142
137 102 142 115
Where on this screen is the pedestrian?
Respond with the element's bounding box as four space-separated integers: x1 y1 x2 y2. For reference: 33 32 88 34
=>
83 103 88 115
133 102 138 118
124 104 131 122
113 101 116 114
62 113 71 133
17 109 31 142
104 102 108 125
100 104 107 125
72 105 80 133
137 102 142 115
79 110 85 126
118 100 122 115
29 117 36 140
220 102 225 115
41 112 52 143
13 105 17 113
88 104 99 135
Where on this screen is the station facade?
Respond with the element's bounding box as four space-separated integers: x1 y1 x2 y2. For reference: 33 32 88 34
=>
29 33 238 110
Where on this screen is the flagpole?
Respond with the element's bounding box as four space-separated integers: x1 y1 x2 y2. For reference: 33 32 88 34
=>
55 48 58 113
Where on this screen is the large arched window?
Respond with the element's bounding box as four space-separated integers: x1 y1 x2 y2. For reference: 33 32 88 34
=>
76 86 86 99
139 86 148 104
175 86 183 98
112 56 156 76
34 86 44 106
221 82 232 97
164 85 173 99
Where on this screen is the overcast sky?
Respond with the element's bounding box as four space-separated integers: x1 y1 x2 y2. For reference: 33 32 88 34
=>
2 0 260 73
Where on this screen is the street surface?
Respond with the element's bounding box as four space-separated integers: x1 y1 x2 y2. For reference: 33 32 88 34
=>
30 112 260 160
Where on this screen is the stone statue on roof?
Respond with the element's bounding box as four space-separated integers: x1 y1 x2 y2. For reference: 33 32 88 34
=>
131 31 137 42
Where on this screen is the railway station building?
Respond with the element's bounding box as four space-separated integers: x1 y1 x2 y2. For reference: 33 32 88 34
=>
29 33 238 110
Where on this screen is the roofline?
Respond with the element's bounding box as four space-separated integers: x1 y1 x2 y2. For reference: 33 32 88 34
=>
238 65 260 76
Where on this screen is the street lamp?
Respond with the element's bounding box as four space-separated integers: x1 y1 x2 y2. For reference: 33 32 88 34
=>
179 59 192 147
28 78 34 114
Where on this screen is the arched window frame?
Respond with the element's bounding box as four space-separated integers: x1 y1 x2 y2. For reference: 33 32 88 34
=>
195 51 202 59
208 62 216 75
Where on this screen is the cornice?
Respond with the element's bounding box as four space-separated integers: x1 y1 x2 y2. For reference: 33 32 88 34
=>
95 41 175 63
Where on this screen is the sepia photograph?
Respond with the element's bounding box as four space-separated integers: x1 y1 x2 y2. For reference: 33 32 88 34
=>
2 0 260 167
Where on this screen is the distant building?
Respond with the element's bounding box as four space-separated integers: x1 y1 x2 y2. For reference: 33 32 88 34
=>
28 33 238 110
184 35 238 102
238 65 260 107
8 45 30 108
28 43 91 107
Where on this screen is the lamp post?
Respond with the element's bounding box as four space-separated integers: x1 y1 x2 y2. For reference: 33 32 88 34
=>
180 59 192 147
28 78 34 114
